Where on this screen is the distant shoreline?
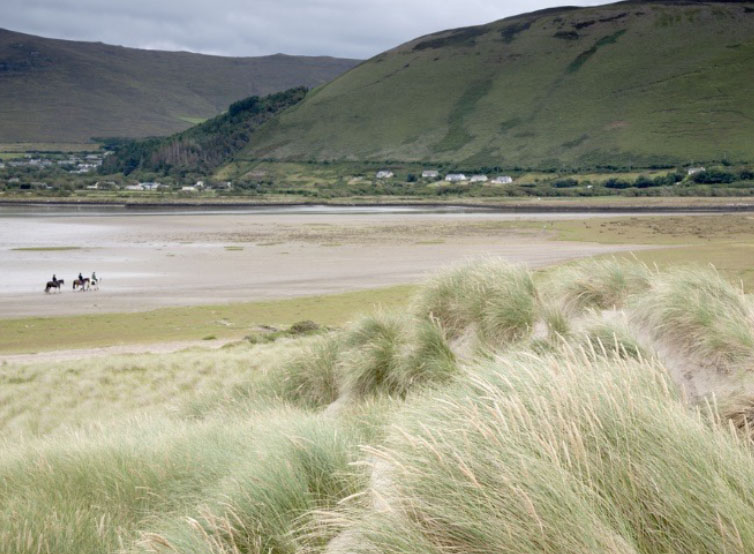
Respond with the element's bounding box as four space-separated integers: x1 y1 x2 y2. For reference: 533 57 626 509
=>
3 197 754 213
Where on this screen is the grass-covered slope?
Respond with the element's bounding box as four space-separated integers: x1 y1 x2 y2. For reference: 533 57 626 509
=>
102 88 307 175
0 28 359 144
5 258 754 552
240 1 754 168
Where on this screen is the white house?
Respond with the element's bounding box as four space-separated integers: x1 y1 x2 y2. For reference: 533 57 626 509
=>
421 170 439 179
194 180 205 189
687 167 706 176
139 182 163 191
469 175 488 183
87 180 118 190
491 175 514 184
125 184 144 191
444 173 467 182
376 170 394 179
181 186 198 192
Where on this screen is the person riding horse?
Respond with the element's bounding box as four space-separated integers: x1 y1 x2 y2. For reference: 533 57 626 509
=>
45 275 64 293
73 273 90 291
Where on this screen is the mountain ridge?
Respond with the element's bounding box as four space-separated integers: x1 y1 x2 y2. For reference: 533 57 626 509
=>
235 0 754 169
0 28 359 144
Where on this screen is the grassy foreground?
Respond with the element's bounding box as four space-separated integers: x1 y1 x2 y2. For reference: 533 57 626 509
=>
3 258 754 552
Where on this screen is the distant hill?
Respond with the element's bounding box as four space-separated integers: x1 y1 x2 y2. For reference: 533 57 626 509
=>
238 1 754 169
0 28 359 144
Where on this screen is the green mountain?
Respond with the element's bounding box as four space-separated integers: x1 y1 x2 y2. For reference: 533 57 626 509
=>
239 1 754 169
0 28 358 144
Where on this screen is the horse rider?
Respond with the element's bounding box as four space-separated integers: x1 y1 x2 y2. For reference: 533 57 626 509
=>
78 272 84 283
52 274 58 285
91 271 97 284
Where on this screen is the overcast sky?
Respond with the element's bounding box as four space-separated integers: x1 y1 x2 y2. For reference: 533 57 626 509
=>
2 0 612 59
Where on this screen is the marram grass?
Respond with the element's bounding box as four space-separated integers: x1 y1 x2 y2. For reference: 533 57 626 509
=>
542 256 653 316
632 266 754 369
3 259 754 553
411 258 538 346
335 349 754 553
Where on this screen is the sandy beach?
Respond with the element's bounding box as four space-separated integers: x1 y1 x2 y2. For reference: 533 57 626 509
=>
1 208 651 318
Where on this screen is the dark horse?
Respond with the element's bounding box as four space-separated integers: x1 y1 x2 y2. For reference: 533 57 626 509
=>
44 279 64 293
73 277 90 291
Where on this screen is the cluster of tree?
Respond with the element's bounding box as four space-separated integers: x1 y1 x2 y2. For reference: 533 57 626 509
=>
604 172 685 189
692 169 754 184
101 87 308 176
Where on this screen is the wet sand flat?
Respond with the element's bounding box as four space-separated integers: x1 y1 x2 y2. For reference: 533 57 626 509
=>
0 210 652 318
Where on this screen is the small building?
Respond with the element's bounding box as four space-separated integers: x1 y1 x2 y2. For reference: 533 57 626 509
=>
87 180 118 190
491 175 514 184
421 170 439 179
376 170 394 179
444 173 467 182
139 182 163 191
687 166 706 176
469 175 488 183
125 184 144 191
181 186 198 192
194 180 205 189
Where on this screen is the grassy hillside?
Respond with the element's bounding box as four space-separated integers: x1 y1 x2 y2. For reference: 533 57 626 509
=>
238 1 754 169
4 258 754 552
102 87 308 175
0 28 358 143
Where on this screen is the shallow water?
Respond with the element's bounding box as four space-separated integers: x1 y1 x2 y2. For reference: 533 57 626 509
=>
0 203 495 218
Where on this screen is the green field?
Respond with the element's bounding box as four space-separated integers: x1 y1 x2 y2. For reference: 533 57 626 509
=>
237 2 754 169
0 285 416 354
528 214 754 290
0 143 100 153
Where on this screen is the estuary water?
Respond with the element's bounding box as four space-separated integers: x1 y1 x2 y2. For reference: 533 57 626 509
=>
0 203 695 317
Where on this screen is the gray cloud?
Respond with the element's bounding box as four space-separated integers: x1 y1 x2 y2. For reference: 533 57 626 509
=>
1 0 610 59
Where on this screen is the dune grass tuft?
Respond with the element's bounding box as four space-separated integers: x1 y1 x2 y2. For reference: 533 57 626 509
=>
412 258 538 346
337 313 459 401
632 266 754 369
397 317 458 394
342 349 754 553
137 409 385 554
270 334 342 409
338 313 410 399
544 257 652 316
577 316 648 360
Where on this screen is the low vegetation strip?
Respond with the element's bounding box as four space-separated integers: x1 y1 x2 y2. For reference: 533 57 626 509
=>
3 258 754 552
0 284 416 354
